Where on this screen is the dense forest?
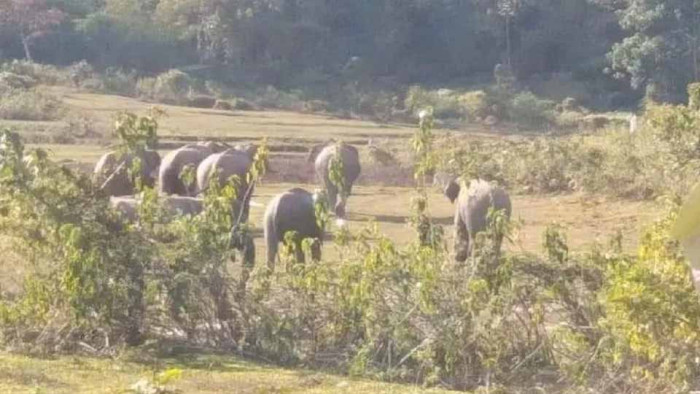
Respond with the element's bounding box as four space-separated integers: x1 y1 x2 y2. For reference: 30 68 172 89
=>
1 0 698 108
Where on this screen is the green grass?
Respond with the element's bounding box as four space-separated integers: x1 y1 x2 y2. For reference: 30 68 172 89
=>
52 88 415 141
0 352 458 393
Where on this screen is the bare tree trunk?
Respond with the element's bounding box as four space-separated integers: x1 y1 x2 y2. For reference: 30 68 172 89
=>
505 15 512 68
694 14 699 81
21 35 33 62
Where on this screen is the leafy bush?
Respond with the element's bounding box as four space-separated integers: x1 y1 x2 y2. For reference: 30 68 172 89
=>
458 90 489 121
405 86 463 119
2 104 700 393
98 68 139 96
152 70 193 104
0 131 151 347
508 91 556 129
0 60 68 86
0 88 66 121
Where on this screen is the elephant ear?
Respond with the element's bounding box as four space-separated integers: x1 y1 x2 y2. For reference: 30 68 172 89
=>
445 180 460 203
307 144 323 163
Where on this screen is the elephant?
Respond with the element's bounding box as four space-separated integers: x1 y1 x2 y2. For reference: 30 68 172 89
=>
433 171 458 194
196 149 254 223
306 139 335 163
109 195 204 222
311 142 361 218
94 149 161 196
448 178 512 262
158 142 230 196
229 224 257 299
263 188 323 269
110 196 139 222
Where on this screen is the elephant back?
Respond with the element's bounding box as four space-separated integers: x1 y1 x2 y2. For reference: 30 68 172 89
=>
196 150 253 193
314 143 361 183
267 188 320 239
109 196 139 222
93 151 119 183
141 149 161 172
162 196 203 216
460 179 511 233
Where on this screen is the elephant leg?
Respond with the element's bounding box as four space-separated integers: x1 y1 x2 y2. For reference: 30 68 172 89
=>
325 178 338 212
236 238 256 301
311 239 322 262
294 239 306 264
265 234 278 272
454 213 469 263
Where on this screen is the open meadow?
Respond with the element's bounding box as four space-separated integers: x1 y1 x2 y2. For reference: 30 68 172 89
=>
0 87 668 392
23 88 661 256
3 0 700 389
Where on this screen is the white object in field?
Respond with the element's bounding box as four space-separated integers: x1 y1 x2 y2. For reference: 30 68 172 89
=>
249 200 264 208
335 218 347 229
681 235 700 293
629 114 638 134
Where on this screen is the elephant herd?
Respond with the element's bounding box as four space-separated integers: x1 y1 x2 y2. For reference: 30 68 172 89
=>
94 139 512 277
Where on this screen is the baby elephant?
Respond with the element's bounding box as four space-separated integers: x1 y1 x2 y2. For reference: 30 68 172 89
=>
110 195 203 222
447 178 512 262
263 188 323 269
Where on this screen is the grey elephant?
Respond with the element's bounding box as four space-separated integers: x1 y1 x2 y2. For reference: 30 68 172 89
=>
94 149 161 196
158 142 230 196
447 178 512 262
110 195 204 222
263 188 323 269
310 142 361 218
196 149 254 223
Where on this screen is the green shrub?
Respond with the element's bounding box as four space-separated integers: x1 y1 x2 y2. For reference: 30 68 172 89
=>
2 110 700 393
458 90 489 121
67 61 94 86
404 86 463 119
135 77 157 99
0 88 66 121
0 60 67 85
153 69 193 104
561 96 579 111
689 83 700 111
555 110 585 129
99 68 138 96
508 91 556 129
0 72 36 90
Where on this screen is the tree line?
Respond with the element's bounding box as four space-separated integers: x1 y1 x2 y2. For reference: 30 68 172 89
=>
1 0 698 105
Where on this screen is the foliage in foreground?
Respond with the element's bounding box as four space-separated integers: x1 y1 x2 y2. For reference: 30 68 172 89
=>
1 108 700 392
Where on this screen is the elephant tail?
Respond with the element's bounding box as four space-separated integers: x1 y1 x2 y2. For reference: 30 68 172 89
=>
159 166 180 195
264 206 278 270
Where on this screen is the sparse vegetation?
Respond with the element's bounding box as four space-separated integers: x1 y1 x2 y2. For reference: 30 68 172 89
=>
0 91 698 392
0 87 65 121
2 0 700 389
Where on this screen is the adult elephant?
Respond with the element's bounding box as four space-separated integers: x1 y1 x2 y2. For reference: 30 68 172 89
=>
196 149 254 223
158 142 229 196
263 188 323 269
447 178 512 262
311 142 361 218
94 149 161 196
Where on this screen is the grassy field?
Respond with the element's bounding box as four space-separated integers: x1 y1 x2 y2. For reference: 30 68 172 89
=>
0 352 458 393
12 88 661 255
0 89 664 392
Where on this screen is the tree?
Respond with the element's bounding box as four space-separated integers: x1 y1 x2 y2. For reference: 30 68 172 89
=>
605 0 700 102
0 0 65 61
